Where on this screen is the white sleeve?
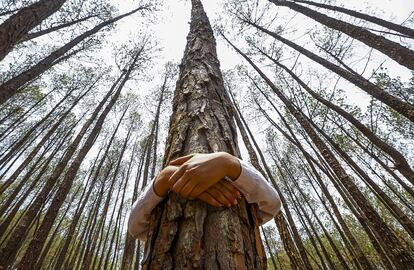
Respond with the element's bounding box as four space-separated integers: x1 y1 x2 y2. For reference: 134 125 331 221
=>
128 179 164 240
231 159 281 225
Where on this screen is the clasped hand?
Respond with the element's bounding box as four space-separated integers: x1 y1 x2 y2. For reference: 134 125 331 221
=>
153 152 242 208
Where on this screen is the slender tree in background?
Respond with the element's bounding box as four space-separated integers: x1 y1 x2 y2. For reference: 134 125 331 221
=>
0 5 148 105
270 1 414 70
142 0 266 269
292 0 414 38
0 0 413 269
0 0 67 61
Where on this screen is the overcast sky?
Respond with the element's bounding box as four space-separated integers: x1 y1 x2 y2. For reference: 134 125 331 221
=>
110 0 414 71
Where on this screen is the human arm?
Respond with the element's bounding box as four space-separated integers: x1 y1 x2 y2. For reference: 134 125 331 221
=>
128 166 240 240
169 152 281 224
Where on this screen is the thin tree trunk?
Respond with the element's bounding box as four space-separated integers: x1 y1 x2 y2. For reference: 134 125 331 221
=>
308 117 414 239
0 80 96 194
236 21 414 123
0 0 66 61
292 0 414 38
53 107 126 269
15 48 142 268
225 36 414 268
270 0 414 69
0 86 56 141
18 14 98 43
0 86 76 174
260 51 414 184
0 6 145 105
261 228 279 270
0 72 123 267
228 86 311 269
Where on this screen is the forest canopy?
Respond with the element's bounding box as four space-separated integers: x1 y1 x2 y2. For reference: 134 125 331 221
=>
0 0 413 269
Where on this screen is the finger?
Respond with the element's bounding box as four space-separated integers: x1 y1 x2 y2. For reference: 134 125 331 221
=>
180 180 198 199
169 154 195 165
208 186 232 207
168 164 188 185
172 170 192 194
198 192 222 208
219 180 241 197
215 182 238 205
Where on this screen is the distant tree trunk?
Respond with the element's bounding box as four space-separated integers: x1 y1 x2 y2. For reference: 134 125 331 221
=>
0 0 66 61
292 0 414 38
270 0 414 69
0 80 96 194
260 52 414 184
261 228 279 270
15 48 143 269
0 72 124 268
0 87 56 141
53 107 126 270
308 118 414 239
0 86 76 174
236 21 414 123
18 14 98 43
34 183 82 270
0 6 144 105
141 1 266 269
227 87 311 269
225 36 414 268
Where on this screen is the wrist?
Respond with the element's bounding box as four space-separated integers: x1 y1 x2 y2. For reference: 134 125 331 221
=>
221 152 241 181
154 176 169 197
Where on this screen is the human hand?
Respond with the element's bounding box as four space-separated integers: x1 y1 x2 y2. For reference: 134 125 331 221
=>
154 165 240 207
168 152 242 198
198 180 240 207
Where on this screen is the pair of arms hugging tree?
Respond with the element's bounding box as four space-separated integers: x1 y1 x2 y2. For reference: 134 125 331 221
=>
128 152 281 240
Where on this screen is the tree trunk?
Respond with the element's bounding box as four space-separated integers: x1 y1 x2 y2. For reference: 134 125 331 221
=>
238 20 414 124
0 0 66 61
0 80 96 194
292 0 414 38
270 0 414 70
18 14 98 44
15 48 142 268
0 72 123 268
225 36 414 268
227 86 312 269
260 52 414 184
53 116 122 269
0 6 144 105
141 1 266 269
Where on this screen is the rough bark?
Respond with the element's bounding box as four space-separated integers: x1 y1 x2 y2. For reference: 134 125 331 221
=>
0 0 66 61
270 0 414 70
142 1 266 269
292 0 414 38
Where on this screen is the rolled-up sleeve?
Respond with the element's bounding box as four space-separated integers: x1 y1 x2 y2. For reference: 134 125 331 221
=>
128 179 164 240
231 159 281 224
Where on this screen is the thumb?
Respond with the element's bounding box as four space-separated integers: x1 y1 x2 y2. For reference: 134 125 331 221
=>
169 154 195 165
